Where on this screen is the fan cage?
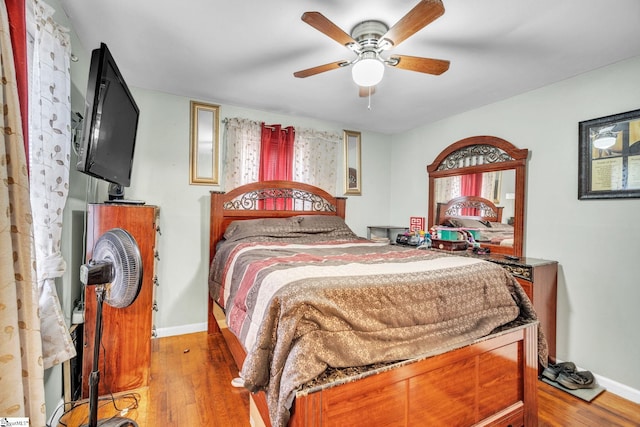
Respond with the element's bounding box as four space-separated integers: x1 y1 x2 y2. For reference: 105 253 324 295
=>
92 228 143 308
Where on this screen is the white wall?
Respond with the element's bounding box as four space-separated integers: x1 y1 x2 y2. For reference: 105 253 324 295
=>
389 56 640 396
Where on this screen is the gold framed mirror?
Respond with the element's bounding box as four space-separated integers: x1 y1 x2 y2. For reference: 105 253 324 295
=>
190 101 220 185
344 130 362 195
427 136 529 257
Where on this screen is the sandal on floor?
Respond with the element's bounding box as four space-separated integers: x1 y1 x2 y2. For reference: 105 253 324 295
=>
541 361 576 381
556 370 596 390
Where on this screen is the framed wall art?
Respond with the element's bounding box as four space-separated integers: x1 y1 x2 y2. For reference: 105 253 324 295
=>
578 108 640 199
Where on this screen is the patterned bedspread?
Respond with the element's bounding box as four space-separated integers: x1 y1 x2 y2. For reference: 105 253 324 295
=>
209 237 531 426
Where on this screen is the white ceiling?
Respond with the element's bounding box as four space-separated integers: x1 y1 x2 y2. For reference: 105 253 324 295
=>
58 0 640 135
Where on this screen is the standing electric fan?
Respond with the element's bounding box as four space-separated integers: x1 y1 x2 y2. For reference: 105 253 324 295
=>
80 228 143 427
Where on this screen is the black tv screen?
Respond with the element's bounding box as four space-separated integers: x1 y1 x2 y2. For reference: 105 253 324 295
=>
76 43 139 187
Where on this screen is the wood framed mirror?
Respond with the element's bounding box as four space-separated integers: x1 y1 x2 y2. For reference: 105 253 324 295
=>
427 136 529 257
189 101 220 185
344 130 362 195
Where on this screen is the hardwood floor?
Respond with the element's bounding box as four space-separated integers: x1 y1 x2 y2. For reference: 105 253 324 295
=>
537 378 640 427
60 332 640 427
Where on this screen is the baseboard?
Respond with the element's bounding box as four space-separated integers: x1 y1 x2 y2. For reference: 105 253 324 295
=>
48 397 65 427
155 322 207 338
594 374 640 404
249 395 266 427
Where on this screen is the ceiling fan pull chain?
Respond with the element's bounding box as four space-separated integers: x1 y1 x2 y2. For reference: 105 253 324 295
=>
368 87 372 110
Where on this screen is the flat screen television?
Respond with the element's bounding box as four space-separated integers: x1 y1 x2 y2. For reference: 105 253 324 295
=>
76 43 140 188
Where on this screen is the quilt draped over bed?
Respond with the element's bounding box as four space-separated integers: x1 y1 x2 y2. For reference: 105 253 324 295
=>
210 238 537 427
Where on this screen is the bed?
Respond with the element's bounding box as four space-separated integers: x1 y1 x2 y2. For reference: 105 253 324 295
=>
435 195 515 247
207 180 543 427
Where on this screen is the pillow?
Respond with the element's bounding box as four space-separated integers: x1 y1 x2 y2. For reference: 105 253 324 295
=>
222 215 358 242
442 217 490 228
296 215 358 238
486 221 513 231
223 217 302 241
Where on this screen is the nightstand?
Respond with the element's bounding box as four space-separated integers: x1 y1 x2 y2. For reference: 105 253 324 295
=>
484 255 558 361
367 225 408 242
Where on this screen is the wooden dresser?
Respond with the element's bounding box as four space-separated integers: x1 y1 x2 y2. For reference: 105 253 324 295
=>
429 250 558 361
485 255 558 361
82 203 159 397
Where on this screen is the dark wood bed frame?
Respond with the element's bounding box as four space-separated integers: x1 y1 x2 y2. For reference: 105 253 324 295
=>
208 180 538 427
436 195 504 225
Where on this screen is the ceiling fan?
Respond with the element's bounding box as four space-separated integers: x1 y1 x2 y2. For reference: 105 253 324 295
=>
293 0 450 96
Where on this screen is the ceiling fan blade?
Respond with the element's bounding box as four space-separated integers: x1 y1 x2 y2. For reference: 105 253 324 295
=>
294 61 346 78
389 55 450 75
358 86 376 97
381 0 444 48
302 12 357 47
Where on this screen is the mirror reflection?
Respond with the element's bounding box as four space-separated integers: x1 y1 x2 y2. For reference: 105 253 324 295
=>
427 136 528 257
433 170 516 224
433 170 516 248
196 108 214 178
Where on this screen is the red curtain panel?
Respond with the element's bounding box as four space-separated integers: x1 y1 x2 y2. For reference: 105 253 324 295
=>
259 123 295 209
6 0 28 156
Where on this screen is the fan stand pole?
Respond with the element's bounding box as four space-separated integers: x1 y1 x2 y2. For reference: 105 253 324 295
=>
82 285 138 427
86 285 105 427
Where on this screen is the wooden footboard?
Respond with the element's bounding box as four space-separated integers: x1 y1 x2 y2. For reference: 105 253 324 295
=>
210 300 538 427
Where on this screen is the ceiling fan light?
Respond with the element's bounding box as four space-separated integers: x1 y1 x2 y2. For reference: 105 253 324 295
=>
593 136 616 149
352 58 384 87
593 128 618 149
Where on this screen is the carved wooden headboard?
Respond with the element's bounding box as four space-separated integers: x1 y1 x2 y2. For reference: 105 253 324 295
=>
436 195 504 225
208 180 346 264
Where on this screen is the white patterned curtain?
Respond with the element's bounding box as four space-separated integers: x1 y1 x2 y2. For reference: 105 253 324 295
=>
0 2 46 424
222 117 340 194
434 175 462 203
223 117 262 191
293 128 340 195
28 0 75 368
480 171 498 202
